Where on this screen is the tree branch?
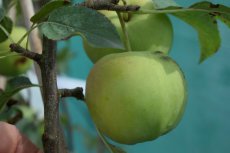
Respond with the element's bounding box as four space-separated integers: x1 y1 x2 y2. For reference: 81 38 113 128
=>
78 1 140 11
9 43 42 64
37 0 69 152
59 87 85 101
40 36 62 153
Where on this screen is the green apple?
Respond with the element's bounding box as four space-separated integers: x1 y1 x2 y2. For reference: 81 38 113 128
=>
0 27 32 76
86 51 187 144
83 0 173 63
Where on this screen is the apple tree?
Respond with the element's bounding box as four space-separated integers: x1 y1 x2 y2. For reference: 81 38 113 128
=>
0 0 230 153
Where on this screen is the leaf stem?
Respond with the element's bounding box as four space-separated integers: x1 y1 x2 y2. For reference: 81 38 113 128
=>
133 8 230 15
17 24 39 45
95 126 114 153
116 11 132 51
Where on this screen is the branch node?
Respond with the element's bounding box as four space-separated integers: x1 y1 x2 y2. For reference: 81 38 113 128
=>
77 1 140 12
9 43 42 64
59 87 85 101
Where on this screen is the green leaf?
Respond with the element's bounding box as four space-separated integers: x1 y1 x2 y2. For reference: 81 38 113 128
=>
39 6 124 49
30 0 71 23
152 0 179 9
0 76 39 111
142 2 230 62
0 16 13 42
171 11 220 62
169 2 230 62
189 2 230 28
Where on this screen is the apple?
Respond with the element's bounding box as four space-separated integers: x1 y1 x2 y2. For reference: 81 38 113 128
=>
85 51 187 144
0 27 32 76
83 0 173 63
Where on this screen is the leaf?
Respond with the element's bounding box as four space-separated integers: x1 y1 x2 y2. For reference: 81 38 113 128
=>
189 2 230 28
169 2 230 62
0 76 39 111
30 0 71 23
152 0 179 9
0 16 13 42
143 1 230 62
39 6 124 49
171 10 220 62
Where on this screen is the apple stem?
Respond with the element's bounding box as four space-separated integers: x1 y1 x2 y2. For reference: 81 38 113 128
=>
16 24 38 45
116 11 132 51
95 126 115 153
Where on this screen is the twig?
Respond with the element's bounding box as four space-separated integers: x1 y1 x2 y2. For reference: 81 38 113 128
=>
59 87 85 101
35 0 68 152
78 1 140 11
6 99 19 107
9 43 42 64
7 111 23 124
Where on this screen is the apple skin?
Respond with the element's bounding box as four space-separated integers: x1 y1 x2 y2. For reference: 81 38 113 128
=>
0 27 32 76
85 51 187 144
83 0 173 63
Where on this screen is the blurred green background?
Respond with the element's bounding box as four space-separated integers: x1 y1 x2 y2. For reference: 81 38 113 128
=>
58 0 230 153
